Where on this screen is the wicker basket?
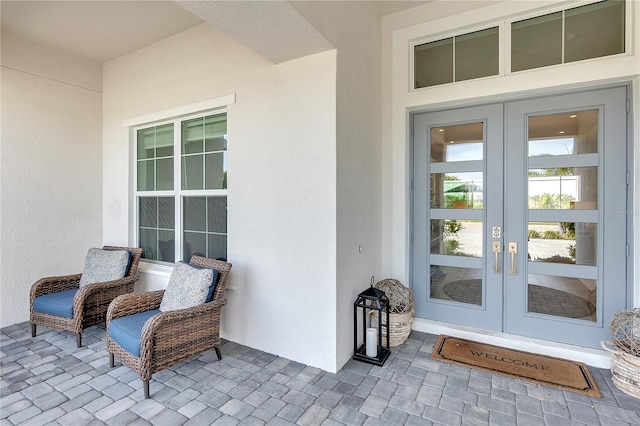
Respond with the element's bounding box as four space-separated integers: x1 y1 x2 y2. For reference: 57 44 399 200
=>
601 341 640 399
370 279 414 347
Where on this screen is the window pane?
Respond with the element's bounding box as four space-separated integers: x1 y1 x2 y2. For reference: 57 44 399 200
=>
137 128 155 160
184 197 206 232
204 114 227 151
139 228 158 262
137 160 155 191
184 231 206 261
158 230 175 263
158 197 175 229
205 153 227 189
528 222 596 266
208 234 227 260
139 197 157 228
137 123 174 191
565 0 624 63
183 196 227 261
182 117 204 155
139 196 175 262
156 158 173 191
512 12 562 72
430 122 483 163
415 38 453 88
155 124 174 158
182 155 204 190
207 196 227 233
455 27 499 82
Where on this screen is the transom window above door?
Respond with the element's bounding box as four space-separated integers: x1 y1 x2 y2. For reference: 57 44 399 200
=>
412 0 626 89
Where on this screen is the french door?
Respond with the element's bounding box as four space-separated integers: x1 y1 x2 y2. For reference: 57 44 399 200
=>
412 87 629 348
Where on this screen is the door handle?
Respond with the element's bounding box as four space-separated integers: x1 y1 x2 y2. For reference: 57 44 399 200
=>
492 241 501 273
508 242 517 275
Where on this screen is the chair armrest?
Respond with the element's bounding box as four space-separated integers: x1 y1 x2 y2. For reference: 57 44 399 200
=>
107 290 165 324
30 274 82 302
139 298 227 352
74 274 141 320
75 274 139 300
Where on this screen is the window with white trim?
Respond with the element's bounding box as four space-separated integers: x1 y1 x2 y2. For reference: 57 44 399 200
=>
134 111 228 263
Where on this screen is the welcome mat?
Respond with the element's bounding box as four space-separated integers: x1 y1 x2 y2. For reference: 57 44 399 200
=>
432 335 601 397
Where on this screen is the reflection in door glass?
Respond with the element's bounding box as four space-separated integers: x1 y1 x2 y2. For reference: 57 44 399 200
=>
430 122 483 162
431 172 483 209
528 222 596 266
528 167 598 209
430 265 482 306
430 220 482 257
528 110 598 156
528 274 596 322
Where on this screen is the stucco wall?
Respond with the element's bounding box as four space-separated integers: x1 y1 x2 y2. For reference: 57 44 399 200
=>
292 1 384 372
102 24 339 372
0 31 103 327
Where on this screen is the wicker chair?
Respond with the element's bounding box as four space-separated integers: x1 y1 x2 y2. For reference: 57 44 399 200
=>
106 256 232 398
29 246 143 347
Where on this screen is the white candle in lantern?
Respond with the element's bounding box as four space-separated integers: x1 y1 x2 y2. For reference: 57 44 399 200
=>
366 327 378 357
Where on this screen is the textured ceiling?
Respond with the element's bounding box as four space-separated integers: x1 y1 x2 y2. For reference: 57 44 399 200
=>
1 1 431 64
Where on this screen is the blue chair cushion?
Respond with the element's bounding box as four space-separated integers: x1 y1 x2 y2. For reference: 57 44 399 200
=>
109 309 160 357
79 248 131 288
159 262 219 312
33 289 78 318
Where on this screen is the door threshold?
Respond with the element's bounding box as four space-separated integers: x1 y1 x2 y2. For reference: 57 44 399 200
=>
412 317 611 369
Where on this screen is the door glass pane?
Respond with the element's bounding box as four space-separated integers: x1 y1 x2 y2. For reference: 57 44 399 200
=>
431 172 483 209
512 12 562 72
528 167 598 210
430 122 483 162
528 222 596 266
565 0 625 63
455 27 499 82
430 265 482 306
415 38 453 88
431 220 482 257
529 110 598 155
528 274 596 322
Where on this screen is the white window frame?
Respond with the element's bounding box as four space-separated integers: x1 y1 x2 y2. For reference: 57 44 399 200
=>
124 94 235 272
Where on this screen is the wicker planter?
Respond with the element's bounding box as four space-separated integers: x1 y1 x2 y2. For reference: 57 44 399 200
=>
603 308 640 399
370 279 414 347
601 341 640 399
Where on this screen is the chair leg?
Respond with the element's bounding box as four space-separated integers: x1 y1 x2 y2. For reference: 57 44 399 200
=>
215 347 222 360
109 353 114 368
76 334 82 348
31 324 36 337
143 380 150 399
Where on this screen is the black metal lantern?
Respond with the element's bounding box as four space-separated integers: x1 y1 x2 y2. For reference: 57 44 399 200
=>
353 277 390 366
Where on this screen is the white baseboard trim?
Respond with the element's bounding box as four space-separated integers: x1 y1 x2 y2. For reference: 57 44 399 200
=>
412 317 612 369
